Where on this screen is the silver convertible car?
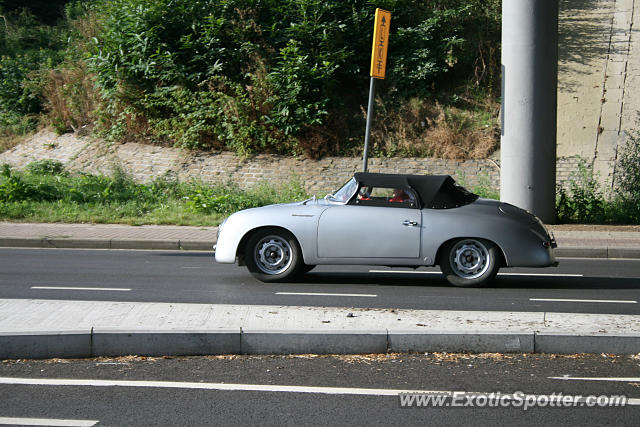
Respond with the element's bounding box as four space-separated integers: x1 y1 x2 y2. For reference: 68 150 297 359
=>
214 172 557 287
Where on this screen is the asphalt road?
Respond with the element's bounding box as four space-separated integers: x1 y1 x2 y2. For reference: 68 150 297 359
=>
0 353 638 425
1 248 640 314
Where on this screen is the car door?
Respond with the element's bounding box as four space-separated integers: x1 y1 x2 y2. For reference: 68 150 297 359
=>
316 187 421 259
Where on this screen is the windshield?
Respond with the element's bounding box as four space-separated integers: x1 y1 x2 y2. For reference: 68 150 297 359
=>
328 178 358 203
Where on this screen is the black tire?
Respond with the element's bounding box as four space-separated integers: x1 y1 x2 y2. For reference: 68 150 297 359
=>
299 263 316 274
244 228 303 282
438 238 500 287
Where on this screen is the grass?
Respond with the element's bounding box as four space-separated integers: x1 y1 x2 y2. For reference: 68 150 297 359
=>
0 161 309 226
0 200 224 226
0 132 30 153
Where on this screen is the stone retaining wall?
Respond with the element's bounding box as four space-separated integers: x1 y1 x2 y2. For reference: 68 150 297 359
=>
557 0 639 189
0 130 584 195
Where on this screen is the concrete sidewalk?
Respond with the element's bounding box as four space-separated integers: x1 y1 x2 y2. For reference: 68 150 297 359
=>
0 222 217 251
1 221 640 258
2 299 640 359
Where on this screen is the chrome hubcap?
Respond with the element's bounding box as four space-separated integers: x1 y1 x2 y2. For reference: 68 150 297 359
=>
254 235 292 275
450 240 490 279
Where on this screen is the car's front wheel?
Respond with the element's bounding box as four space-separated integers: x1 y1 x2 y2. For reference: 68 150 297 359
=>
299 263 316 274
244 228 303 282
439 238 500 287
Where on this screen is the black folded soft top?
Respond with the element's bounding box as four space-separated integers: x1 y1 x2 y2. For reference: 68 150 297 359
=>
353 172 478 209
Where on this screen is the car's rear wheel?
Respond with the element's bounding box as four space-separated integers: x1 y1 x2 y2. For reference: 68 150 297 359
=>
244 228 303 282
439 238 500 287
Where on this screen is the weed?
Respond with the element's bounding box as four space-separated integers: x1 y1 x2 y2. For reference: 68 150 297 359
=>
43 63 100 134
611 126 640 223
25 159 66 176
556 157 606 223
369 97 499 159
0 161 308 225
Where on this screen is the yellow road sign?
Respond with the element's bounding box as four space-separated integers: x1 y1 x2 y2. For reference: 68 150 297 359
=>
370 8 391 79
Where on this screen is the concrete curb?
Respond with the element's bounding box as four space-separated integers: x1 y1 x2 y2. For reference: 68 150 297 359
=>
110 239 180 250
387 331 535 353
45 238 112 249
555 247 608 258
534 332 640 354
92 329 241 357
241 329 388 355
556 247 640 259
3 329 640 359
0 238 214 251
0 330 92 359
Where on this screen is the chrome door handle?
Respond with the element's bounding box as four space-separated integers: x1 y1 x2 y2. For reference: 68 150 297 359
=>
402 220 418 226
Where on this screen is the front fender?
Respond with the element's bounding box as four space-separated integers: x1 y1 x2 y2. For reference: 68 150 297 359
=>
214 203 328 264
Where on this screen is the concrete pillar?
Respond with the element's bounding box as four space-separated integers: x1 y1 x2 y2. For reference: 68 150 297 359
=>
500 0 558 223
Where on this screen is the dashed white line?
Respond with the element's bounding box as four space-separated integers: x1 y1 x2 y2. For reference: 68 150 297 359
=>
369 270 439 275
31 286 131 292
275 292 377 298
0 417 98 426
530 298 637 304
369 270 583 278
499 273 583 277
550 376 640 382
0 376 437 396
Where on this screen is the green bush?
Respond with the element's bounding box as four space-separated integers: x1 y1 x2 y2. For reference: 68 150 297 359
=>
612 127 640 223
80 0 501 154
1 0 502 157
25 159 67 175
0 164 29 201
616 129 640 202
0 7 68 135
554 149 640 225
556 157 606 223
0 163 60 202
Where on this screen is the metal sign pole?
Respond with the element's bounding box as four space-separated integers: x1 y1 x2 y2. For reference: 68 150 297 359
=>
362 77 376 172
363 8 390 173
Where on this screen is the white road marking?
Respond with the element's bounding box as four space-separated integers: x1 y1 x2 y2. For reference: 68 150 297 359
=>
498 273 583 277
558 257 640 261
550 376 640 382
0 377 639 406
369 270 439 275
30 286 131 292
276 292 377 298
0 376 443 396
0 417 98 426
369 270 583 278
180 267 201 269
530 298 637 304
